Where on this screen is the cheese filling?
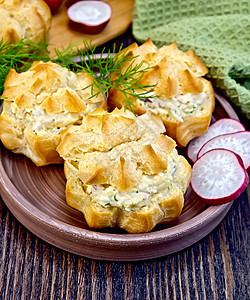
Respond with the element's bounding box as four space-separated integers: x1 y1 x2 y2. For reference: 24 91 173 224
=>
86 151 179 211
139 92 207 122
8 101 97 133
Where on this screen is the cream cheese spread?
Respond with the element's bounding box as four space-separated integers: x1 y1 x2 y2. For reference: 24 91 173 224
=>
140 92 207 122
8 96 99 133
86 150 179 211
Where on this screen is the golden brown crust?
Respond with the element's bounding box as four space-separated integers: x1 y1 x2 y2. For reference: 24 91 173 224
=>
162 79 215 146
57 108 192 233
0 0 51 43
107 39 215 147
57 107 167 165
0 61 107 166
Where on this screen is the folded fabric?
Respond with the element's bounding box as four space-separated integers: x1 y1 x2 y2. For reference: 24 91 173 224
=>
132 0 250 119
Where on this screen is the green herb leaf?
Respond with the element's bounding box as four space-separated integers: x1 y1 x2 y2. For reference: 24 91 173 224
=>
0 38 50 99
0 38 155 113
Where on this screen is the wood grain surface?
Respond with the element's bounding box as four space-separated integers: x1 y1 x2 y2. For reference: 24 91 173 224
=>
0 28 249 300
0 188 249 299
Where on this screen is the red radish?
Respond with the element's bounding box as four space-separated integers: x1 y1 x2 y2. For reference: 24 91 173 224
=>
44 0 63 11
67 1 112 34
187 118 245 163
191 149 249 205
67 0 80 4
198 131 250 172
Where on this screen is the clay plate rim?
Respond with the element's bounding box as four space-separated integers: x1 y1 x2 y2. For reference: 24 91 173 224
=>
0 93 238 260
0 171 231 245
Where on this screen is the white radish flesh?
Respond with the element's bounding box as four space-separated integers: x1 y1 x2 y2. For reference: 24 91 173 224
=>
198 131 250 172
187 118 245 163
191 149 249 205
67 1 112 34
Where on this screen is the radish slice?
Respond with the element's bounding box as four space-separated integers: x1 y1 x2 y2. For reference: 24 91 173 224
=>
44 0 63 11
187 118 245 163
191 149 249 205
198 131 250 172
67 1 112 34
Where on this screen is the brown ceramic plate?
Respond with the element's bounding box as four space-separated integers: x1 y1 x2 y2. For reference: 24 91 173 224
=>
0 93 239 261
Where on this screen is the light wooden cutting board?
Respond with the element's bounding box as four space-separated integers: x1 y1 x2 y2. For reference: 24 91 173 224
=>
47 0 135 54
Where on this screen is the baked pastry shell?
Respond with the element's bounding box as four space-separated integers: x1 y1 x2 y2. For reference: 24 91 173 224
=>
0 0 52 43
64 152 191 234
0 62 107 166
108 78 215 147
107 40 215 147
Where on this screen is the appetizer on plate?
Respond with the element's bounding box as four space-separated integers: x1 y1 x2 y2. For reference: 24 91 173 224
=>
57 108 192 233
108 39 215 147
0 61 107 166
0 0 51 43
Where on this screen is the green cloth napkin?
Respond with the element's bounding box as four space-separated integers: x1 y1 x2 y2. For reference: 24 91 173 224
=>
132 0 250 119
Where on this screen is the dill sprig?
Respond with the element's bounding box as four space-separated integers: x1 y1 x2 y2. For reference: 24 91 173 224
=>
0 39 154 113
0 38 49 95
57 40 154 113
0 38 82 97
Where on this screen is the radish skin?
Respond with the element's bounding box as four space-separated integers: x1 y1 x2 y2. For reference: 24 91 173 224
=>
44 0 63 11
187 118 245 163
198 131 250 172
191 149 249 205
